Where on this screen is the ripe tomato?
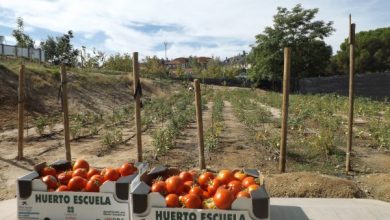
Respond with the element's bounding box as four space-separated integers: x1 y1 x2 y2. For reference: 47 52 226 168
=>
151 180 168 196
165 176 184 195
217 170 235 185
213 188 234 210
42 175 58 189
189 186 205 199
207 178 222 196
68 176 87 191
119 163 137 176
103 168 120 182
242 176 256 188
72 168 88 179
228 180 243 196
234 171 247 181
87 168 100 179
247 184 260 192
90 174 104 184
56 185 70 192
57 171 72 185
86 179 101 192
236 191 250 198
41 167 56 177
73 159 89 171
165 194 180 207
198 172 215 188
182 194 202 209
179 171 194 182
183 181 193 193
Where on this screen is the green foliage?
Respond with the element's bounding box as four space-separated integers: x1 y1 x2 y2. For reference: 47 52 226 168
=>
40 31 79 66
103 53 133 72
152 128 174 155
101 128 123 148
83 48 106 69
141 56 167 77
34 116 48 135
333 27 390 74
248 4 334 82
12 17 35 48
201 58 223 78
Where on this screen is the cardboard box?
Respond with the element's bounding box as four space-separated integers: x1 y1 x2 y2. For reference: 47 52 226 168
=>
130 166 270 220
17 160 147 220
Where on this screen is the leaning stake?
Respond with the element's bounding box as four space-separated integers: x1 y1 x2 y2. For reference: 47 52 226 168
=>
17 64 25 160
61 64 71 161
133 52 143 162
194 79 206 169
346 15 356 173
279 47 291 173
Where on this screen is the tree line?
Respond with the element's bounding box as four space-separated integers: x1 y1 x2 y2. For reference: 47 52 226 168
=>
10 6 390 79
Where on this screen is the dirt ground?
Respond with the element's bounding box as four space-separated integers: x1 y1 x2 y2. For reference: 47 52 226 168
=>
0 66 389 202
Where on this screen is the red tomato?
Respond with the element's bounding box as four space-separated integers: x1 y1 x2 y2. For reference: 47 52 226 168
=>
189 186 205 199
57 171 72 185
42 175 58 189
68 176 87 191
228 180 243 196
242 176 256 188
207 178 222 196
247 184 260 192
217 170 235 185
184 181 193 193
86 179 101 192
72 168 88 179
90 174 104 184
182 194 202 209
41 167 56 177
236 191 250 198
198 172 215 188
103 168 120 182
179 171 194 182
165 194 180 207
151 181 168 196
73 159 89 171
56 185 70 192
213 188 234 210
119 163 137 176
165 176 184 195
87 168 100 179
234 171 247 181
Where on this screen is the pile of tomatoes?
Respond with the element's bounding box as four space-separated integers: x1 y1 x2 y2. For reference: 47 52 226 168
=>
150 169 261 210
39 159 137 192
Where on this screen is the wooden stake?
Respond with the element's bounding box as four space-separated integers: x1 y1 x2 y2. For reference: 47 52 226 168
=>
61 64 71 161
279 47 291 173
17 64 25 160
194 79 206 170
346 16 356 173
133 52 143 162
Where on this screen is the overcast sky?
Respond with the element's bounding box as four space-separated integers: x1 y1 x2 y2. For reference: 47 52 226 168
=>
0 0 389 59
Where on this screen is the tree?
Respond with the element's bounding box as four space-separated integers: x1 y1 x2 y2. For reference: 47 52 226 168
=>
141 56 167 77
248 4 335 84
333 27 390 74
40 30 79 66
103 53 133 72
12 17 34 48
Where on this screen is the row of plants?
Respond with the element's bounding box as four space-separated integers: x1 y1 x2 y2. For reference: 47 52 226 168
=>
205 92 225 151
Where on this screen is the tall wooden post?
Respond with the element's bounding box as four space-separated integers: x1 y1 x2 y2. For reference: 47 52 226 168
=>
17 64 25 160
346 15 356 173
279 47 291 173
61 64 71 161
133 52 143 162
194 79 206 170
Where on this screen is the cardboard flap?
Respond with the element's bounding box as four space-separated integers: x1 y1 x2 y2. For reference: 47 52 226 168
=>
115 173 137 200
18 171 40 199
243 169 259 178
250 185 269 219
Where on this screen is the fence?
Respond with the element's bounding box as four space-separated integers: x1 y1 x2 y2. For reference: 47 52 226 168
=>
299 72 390 100
0 44 45 62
